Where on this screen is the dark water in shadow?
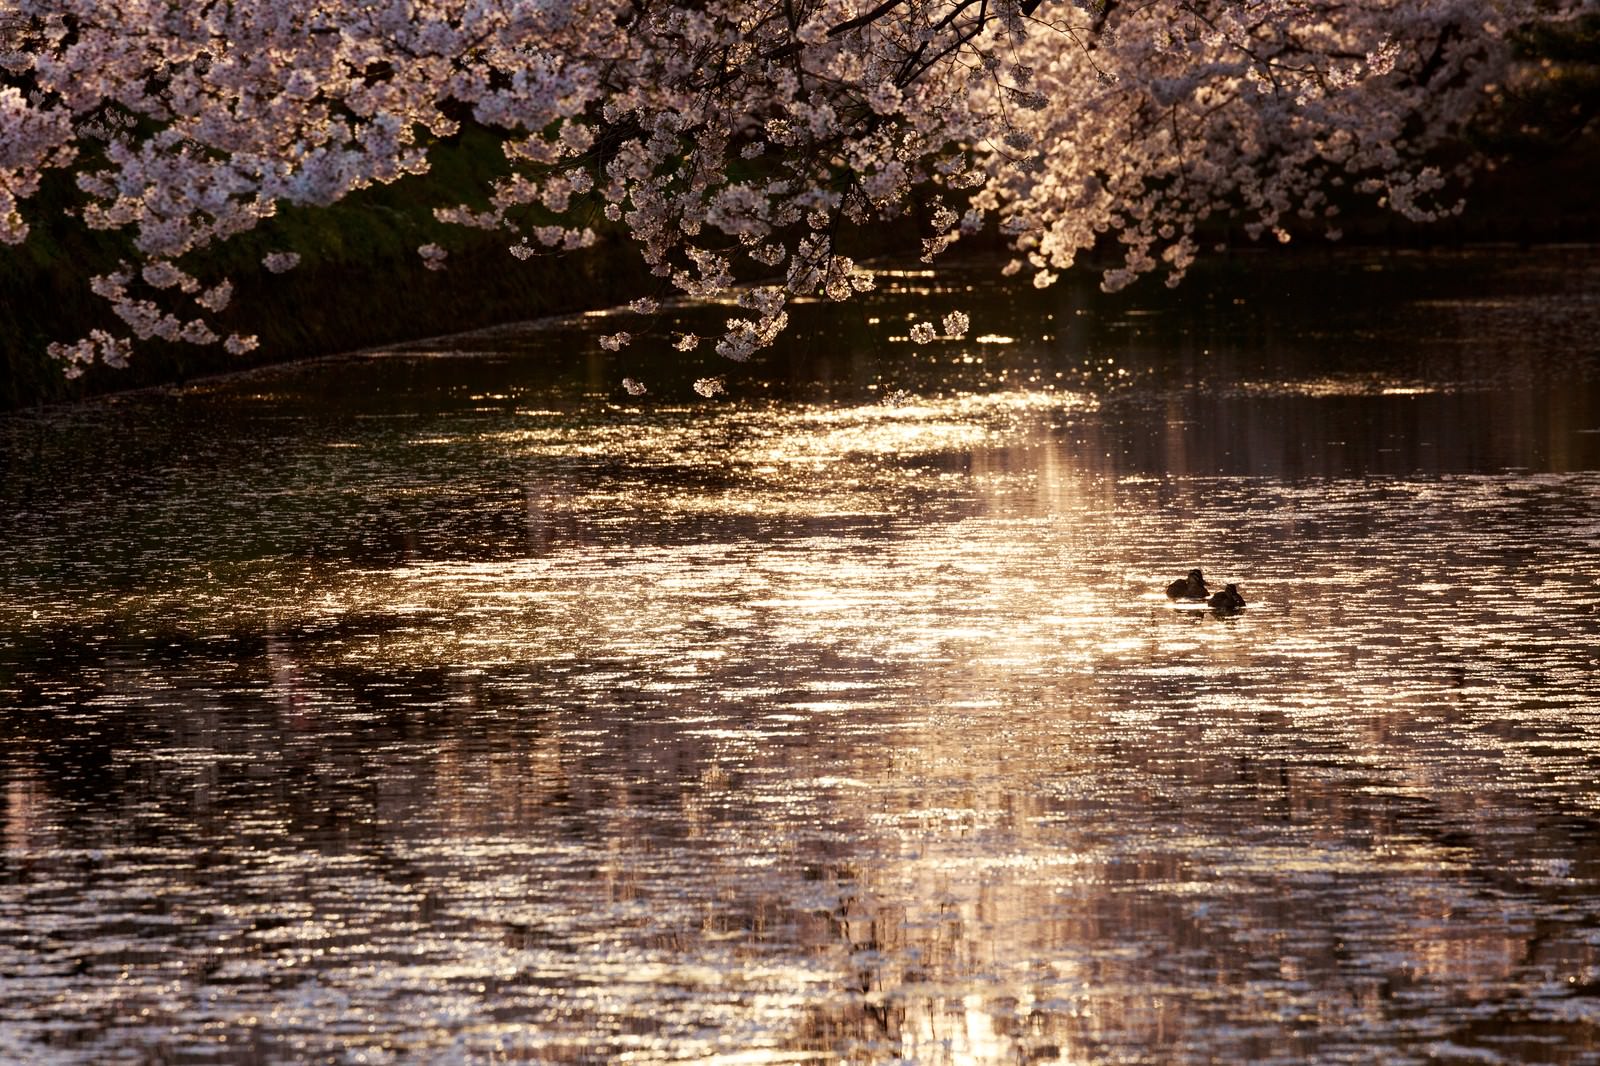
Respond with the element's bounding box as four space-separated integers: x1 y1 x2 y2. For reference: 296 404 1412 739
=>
2 247 1599 1063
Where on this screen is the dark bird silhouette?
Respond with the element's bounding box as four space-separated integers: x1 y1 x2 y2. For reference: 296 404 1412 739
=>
1209 583 1246 612
1166 568 1209 600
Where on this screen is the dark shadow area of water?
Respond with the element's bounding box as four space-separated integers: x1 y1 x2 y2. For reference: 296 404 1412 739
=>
2 247 1599 1064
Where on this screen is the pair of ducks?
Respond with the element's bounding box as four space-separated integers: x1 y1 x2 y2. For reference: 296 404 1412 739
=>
1166 568 1246 612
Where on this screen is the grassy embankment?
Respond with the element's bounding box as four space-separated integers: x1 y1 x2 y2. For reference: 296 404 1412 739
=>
0 125 658 410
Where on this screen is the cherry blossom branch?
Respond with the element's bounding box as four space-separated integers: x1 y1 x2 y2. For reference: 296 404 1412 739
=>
0 0 1578 388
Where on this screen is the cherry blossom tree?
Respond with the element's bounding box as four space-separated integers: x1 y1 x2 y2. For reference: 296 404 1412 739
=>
0 0 1575 381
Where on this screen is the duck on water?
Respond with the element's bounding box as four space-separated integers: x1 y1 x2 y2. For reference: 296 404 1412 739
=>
1166 569 1209 600
1209 583 1246 612
1165 569 1246 612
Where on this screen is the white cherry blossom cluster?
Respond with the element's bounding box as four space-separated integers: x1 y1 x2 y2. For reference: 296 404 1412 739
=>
983 0 1551 292
909 310 971 344
0 0 1573 382
417 242 448 270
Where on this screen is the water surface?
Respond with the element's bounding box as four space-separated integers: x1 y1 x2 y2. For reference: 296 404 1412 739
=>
3 248 1600 1063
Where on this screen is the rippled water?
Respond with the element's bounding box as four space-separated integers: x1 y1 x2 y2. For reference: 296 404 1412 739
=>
3 248 1600 1064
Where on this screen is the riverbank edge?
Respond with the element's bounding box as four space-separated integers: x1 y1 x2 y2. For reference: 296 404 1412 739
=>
6 144 1597 414
10 236 1597 422
0 223 664 412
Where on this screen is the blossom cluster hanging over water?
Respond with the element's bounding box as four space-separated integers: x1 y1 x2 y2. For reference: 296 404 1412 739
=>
0 0 1573 378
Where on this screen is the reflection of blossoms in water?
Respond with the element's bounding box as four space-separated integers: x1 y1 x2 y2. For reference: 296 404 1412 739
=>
910 322 937 344
621 377 647 396
693 377 725 398
881 389 913 406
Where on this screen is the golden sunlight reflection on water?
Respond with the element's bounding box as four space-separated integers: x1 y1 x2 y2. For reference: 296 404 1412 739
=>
2 249 1600 1063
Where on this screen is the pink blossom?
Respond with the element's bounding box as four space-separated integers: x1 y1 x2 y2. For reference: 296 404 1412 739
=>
1 0 1562 377
417 243 447 270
